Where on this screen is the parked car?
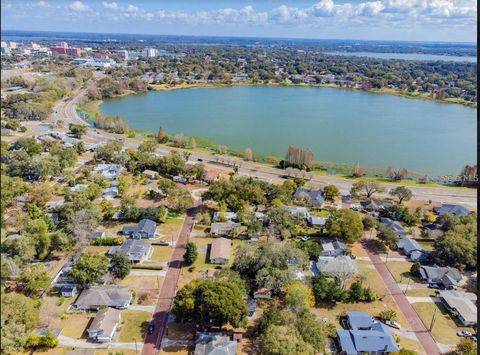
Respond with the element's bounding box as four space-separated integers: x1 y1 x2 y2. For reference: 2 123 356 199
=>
157 240 169 246
300 236 310 241
147 323 155 334
457 331 473 337
197 158 203 162
468 335 477 342
384 320 401 329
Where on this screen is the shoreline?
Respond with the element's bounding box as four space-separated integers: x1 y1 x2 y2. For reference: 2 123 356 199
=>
147 82 477 108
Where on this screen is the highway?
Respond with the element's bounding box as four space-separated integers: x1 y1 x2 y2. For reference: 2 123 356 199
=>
54 90 477 209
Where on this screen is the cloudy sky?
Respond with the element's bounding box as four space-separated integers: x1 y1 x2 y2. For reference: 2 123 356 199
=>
1 0 477 42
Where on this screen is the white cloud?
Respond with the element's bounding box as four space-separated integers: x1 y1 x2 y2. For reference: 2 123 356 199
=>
102 1 118 11
126 4 139 13
69 1 89 12
36 1 50 8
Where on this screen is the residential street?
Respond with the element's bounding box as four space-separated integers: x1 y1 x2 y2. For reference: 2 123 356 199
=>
362 239 442 355
141 203 199 355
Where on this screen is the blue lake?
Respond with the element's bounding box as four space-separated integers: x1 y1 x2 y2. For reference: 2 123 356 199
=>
326 51 477 63
100 86 476 176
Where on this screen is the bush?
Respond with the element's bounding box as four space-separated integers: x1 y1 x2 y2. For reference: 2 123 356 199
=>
131 264 163 270
92 236 125 246
184 242 198 266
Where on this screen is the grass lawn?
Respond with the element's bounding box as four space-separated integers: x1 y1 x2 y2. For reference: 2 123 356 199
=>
61 313 93 339
417 240 435 252
386 261 414 283
150 245 172 262
79 100 102 118
84 246 110 255
159 217 185 242
118 311 152 343
30 347 71 355
159 346 190 355
412 302 470 345
117 274 162 296
405 288 438 297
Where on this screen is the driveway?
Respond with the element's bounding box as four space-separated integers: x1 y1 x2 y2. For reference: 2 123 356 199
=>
58 335 142 350
362 239 442 355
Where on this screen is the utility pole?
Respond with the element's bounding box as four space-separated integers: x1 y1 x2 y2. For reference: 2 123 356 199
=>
429 308 437 332
404 277 412 295
134 338 138 354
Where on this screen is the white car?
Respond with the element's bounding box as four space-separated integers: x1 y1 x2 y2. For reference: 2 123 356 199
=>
457 331 473 337
384 320 401 329
300 236 310 241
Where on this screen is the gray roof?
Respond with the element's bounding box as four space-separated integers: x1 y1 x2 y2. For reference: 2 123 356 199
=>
338 322 399 355
419 266 462 286
380 217 407 236
396 237 422 255
308 216 327 226
194 333 237 355
316 256 358 278
320 239 347 253
74 286 132 308
122 219 157 236
347 311 374 330
433 204 470 217
293 188 325 206
109 239 152 262
88 307 121 337
439 290 477 324
210 221 240 235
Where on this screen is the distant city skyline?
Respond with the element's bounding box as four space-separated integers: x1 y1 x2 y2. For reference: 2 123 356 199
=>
1 1 477 43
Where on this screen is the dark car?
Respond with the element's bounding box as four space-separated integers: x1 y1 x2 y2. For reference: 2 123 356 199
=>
147 323 155 334
197 158 203 162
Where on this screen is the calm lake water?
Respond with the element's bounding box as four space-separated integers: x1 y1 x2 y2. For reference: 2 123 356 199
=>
326 51 477 63
100 86 476 176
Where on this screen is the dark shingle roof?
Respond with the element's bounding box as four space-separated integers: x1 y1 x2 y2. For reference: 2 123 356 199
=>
293 188 325 206
433 204 470 217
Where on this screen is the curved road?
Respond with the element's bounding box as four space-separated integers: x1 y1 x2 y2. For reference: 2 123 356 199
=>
54 91 476 208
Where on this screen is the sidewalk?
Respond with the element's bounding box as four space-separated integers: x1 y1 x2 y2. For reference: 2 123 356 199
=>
361 239 441 355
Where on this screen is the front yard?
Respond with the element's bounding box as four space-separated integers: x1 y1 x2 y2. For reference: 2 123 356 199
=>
117 310 151 343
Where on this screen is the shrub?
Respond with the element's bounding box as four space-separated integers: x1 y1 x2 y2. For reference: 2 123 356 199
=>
92 236 125 246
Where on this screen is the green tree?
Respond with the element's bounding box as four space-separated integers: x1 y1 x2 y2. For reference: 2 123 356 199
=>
24 218 51 260
389 186 413 204
325 209 364 243
362 215 378 230
311 276 348 304
379 309 397 321
376 224 399 250
295 311 327 353
172 280 248 328
183 242 198 266
68 123 87 138
285 281 315 313
167 188 194 211
69 253 109 286
20 266 51 295
410 262 421 278
348 278 377 302
296 240 323 261
350 178 386 199
109 253 131 280
257 306 283 333
1 292 39 354
323 185 340 202
260 325 314 355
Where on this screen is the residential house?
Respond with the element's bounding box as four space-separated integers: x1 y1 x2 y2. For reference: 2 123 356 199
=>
337 311 399 355
87 307 121 343
433 204 470 217
253 288 272 299
103 187 118 199
122 219 157 239
210 221 240 236
173 176 187 184
307 215 327 227
94 164 120 181
194 332 237 355
70 184 88 193
209 237 231 264
438 290 477 326
396 236 429 262
74 285 132 310
293 188 325 207
213 211 238 222
142 169 158 179
316 256 358 279
320 239 347 257
288 206 310 219
60 285 77 297
90 231 106 239
380 217 407 236
419 265 462 289
109 239 153 263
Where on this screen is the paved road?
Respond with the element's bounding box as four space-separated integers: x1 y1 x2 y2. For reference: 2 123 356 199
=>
141 204 199 355
362 239 441 355
50 90 477 209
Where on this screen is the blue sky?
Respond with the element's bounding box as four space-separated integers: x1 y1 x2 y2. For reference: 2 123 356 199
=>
1 1 477 42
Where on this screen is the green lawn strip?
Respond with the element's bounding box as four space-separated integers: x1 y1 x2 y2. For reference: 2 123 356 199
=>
412 302 469 345
386 261 414 283
149 245 172 262
118 311 151 343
